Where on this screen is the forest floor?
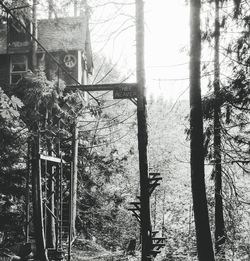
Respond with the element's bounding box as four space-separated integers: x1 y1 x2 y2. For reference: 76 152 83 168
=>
0 238 138 261
0 236 145 261
71 238 139 261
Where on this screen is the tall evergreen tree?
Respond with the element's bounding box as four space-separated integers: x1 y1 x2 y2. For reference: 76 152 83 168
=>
190 0 215 260
213 0 225 255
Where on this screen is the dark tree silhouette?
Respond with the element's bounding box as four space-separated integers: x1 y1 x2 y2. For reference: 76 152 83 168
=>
213 0 225 255
189 0 215 260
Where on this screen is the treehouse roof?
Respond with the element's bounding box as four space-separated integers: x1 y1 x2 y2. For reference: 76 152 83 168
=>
0 16 92 54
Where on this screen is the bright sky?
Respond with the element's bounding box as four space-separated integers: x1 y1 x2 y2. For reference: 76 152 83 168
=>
145 0 189 100
90 0 190 100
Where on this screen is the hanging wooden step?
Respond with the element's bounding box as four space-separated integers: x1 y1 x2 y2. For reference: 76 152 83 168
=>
152 237 166 241
128 208 141 223
132 213 141 223
129 201 141 210
150 249 161 257
151 230 166 258
149 172 161 177
152 243 165 248
152 230 159 237
148 173 162 195
128 200 141 223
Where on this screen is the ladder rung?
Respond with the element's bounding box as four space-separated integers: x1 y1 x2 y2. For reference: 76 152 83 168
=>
128 208 140 211
150 250 161 254
149 173 160 176
149 183 161 189
40 154 66 164
152 243 165 247
149 177 162 181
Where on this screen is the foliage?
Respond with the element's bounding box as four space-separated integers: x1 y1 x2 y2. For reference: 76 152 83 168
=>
0 86 25 193
73 54 139 250
147 98 197 259
0 87 26 246
201 0 250 259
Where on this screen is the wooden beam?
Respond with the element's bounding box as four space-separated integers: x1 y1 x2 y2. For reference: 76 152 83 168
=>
65 83 137 92
40 154 65 164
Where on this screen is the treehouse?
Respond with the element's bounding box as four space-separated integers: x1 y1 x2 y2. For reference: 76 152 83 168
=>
0 14 93 87
0 13 94 261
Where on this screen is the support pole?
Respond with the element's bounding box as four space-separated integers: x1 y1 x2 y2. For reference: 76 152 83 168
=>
72 121 79 239
31 0 37 71
46 163 56 248
136 1 152 260
25 140 31 243
31 134 48 261
68 162 73 261
74 0 78 17
46 110 56 249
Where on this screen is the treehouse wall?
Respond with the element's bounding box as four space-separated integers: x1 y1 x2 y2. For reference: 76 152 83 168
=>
0 50 86 87
44 50 83 85
0 55 9 87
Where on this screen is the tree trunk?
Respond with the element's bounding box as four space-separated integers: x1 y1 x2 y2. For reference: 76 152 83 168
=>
136 1 152 260
31 0 37 71
214 0 225 254
162 188 166 237
189 0 215 260
48 0 53 19
31 1 48 260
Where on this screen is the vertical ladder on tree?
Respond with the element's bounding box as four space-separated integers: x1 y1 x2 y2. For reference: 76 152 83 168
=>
26 134 73 261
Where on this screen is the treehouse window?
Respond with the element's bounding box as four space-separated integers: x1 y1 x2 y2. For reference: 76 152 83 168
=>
10 55 28 84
